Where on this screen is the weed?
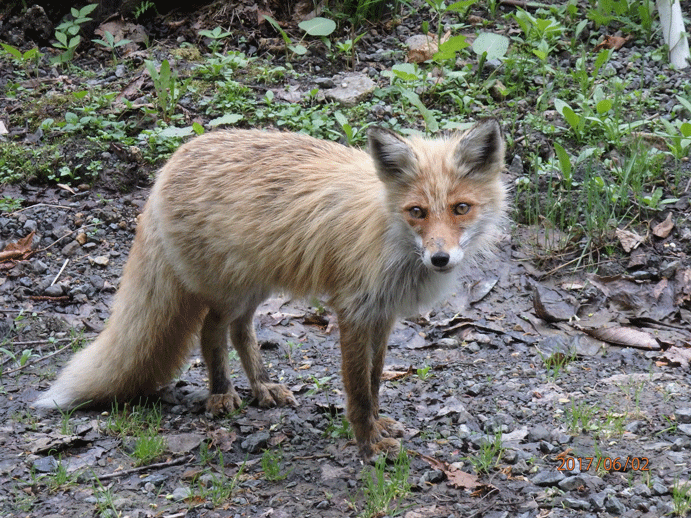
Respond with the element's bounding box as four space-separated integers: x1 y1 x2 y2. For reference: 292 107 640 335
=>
0 43 42 77
198 26 232 53
132 430 167 466
359 449 412 517
92 31 132 64
308 375 333 396
263 16 336 58
467 431 504 473
261 448 292 481
539 349 576 380
564 399 598 434
92 474 119 517
194 453 246 506
52 4 98 65
144 59 188 122
416 364 433 380
325 413 354 439
672 480 691 516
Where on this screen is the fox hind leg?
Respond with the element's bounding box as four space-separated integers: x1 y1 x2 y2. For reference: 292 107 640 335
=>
370 337 405 441
229 306 296 409
202 309 243 414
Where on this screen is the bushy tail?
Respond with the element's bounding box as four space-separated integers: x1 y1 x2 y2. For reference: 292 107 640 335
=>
34 211 206 410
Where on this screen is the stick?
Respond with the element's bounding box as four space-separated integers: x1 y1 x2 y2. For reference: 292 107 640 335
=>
91 455 195 481
51 258 69 286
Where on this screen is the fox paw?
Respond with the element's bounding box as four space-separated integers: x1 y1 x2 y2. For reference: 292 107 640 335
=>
253 382 297 408
206 390 243 415
360 437 401 463
375 416 405 438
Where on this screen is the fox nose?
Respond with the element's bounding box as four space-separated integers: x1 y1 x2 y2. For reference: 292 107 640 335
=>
430 252 450 268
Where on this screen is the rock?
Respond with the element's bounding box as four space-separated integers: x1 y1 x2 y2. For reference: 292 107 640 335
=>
61 240 81 256
526 425 549 442
405 34 439 63
678 424 691 436
170 487 191 501
92 255 110 267
559 475 585 491
24 219 37 232
675 408 691 424
44 284 64 297
76 232 87 245
531 470 565 486
605 495 627 515
241 431 270 453
323 73 375 107
561 497 590 510
33 456 59 473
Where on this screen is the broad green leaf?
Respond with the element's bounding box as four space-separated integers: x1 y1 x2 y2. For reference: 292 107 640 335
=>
1 43 21 59
434 35 470 60
389 63 420 81
446 0 478 12
209 113 243 127
596 99 612 114
472 33 509 60
298 17 336 37
192 122 205 135
289 44 307 55
553 142 571 180
681 122 691 138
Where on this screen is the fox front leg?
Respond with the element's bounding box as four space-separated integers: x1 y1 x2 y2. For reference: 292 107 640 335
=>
338 314 403 462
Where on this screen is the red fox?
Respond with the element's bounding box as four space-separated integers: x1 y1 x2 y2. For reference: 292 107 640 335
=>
35 121 507 461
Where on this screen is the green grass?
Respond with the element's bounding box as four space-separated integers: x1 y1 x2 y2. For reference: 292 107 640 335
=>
358 449 412 518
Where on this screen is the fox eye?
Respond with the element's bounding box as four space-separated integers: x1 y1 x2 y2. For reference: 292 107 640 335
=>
454 203 471 215
409 206 427 219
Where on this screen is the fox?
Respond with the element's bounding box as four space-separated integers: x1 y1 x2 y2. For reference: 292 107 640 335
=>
34 120 507 461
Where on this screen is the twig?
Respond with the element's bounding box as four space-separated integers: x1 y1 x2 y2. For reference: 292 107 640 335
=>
91 455 195 481
51 258 69 286
8 203 76 216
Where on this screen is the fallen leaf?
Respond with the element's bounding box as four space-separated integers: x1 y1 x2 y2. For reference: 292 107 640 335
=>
584 326 659 350
381 366 413 381
0 231 35 261
652 213 674 238
594 34 631 51
615 228 644 252
661 346 691 368
418 453 490 490
674 268 691 307
532 284 577 322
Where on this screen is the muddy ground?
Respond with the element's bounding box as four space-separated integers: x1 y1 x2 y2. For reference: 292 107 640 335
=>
1 1 691 517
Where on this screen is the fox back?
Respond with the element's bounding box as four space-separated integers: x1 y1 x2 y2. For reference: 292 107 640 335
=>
152 122 506 320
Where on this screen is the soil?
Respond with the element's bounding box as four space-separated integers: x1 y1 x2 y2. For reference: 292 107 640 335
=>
0 1 690 517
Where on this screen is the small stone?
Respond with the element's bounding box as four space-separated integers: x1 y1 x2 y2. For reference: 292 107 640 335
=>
33 456 58 473
559 475 585 491
561 497 590 510
531 470 565 486
24 219 38 232
605 495 627 515
527 425 549 442
241 431 270 453
61 240 81 256
75 232 87 245
323 73 375 107
170 487 191 501
44 284 64 297
678 424 691 436
675 408 691 424
33 260 48 274
92 256 110 266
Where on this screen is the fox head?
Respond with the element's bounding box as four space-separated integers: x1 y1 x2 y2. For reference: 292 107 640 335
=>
369 120 506 273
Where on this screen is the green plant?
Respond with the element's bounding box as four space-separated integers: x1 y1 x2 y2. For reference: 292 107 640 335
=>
416 364 433 380
92 31 132 64
472 32 509 77
564 399 598 434
672 480 691 516
263 16 336 58
52 4 98 65
335 31 366 68
587 0 655 42
144 59 188 122
198 26 232 53
92 474 119 517
539 349 576 380
133 429 167 466
194 453 246 506
325 412 354 439
467 431 504 473
0 43 42 76
308 375 333 395
261 448 291 481
422 0 478 39
134 0 157 20
359 449 411 517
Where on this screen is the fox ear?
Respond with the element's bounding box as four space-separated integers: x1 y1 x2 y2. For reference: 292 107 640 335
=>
454 119 505 177
368 127 417 184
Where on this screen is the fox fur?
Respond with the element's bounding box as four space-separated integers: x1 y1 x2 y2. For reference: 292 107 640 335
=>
35 121 507 461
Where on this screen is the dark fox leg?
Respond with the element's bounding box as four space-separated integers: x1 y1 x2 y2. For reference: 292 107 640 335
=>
202 309 243 413
339 313 400 461
230 307 296 408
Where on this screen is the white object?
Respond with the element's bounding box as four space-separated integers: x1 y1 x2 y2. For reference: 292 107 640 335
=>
657 0 690 68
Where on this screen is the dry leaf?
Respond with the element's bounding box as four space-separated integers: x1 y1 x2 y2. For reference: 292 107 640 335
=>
675 268 691 307
661 346 691 369
0 231 35 262
594 34 631 51
615 228 644 252
652 213 674 238
585 326 659 350
532 284 577 322
418 453 489 490
381 367 413 381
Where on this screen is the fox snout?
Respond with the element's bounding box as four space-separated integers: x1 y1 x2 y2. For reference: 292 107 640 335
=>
420 237 465 273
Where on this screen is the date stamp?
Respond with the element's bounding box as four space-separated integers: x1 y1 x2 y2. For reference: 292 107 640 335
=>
557 456 649 472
